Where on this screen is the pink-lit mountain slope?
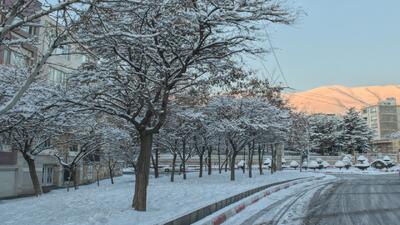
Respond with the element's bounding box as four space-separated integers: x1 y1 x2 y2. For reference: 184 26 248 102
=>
285 85 400 114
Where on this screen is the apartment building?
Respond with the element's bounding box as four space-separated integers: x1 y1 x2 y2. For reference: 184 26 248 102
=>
0 0 41 66
362 98 400 157
0 5 122 198
362 97 399 140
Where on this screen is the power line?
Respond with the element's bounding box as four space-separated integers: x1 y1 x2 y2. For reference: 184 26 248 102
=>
264 26 289 88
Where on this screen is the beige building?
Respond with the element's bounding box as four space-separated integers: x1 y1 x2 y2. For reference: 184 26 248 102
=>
0 14 122 198
0 150 121 198
37 15 88 86
362 97 399 140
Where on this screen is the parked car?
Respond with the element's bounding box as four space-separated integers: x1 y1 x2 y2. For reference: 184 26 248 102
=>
262 158 271 169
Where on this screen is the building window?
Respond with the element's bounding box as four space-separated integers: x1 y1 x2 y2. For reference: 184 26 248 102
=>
0 136 11 152
12 17 30 33
43 139 51 148
3 49 30 66
48 67 66 85
54 45 71 60
42 165 54 186
80 55 88 63
64 45 71 60
87 165 93 180
69 145 78 152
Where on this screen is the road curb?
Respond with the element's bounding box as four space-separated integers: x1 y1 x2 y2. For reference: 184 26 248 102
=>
202 176 324 225
163 175 323 225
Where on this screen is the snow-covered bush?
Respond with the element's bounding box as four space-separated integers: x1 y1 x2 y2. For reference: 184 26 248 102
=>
357 155 368 164
355 155 369 170
342 155 352 169
290 161 299 170
308 160 319 171
355 162 370 170
370 159 386 169
383 156 395 168
321 161 330 168
335 161 345 170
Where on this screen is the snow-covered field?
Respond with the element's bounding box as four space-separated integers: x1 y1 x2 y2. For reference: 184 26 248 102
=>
0 170 320 225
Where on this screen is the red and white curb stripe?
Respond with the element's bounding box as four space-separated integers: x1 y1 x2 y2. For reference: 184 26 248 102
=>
200 177 323 225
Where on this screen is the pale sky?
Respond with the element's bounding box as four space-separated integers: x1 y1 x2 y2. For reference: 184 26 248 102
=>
251 0 400 91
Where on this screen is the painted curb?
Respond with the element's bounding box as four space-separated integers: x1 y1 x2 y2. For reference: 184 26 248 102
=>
201 176 323 225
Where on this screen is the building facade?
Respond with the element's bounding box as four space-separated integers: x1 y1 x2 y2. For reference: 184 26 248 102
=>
0 6 122 198
362 97 399 140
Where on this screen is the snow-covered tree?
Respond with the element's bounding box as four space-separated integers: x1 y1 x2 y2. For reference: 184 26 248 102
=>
287 112 309 166
0 66 62 195
207 96 289 181
98 125 131 184
343 108 374 155
65 0 296 211
308 114 344 156
0 0 95 115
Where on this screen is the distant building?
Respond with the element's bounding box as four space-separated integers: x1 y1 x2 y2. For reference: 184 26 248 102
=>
362 97 400 140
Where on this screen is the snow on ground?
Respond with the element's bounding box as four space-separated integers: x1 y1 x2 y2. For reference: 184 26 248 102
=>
0 170 321 225
321 166 400 175
214 175 335 225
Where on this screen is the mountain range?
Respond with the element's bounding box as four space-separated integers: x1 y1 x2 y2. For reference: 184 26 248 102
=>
285 85 400 114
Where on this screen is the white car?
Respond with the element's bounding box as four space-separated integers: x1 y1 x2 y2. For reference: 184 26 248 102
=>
262 158 271 169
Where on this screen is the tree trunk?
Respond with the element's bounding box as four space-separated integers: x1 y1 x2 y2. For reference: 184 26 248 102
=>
258 144 264 175
73 167 78 190
242 147 246 174
217 143 222 174
207 146 212 175
155 147 159 178
248 141 254 178
224 143 229 172
230 153 237 181
26 157 42 196
151 148 159 178
199 152 203 178
67 167 73 192
96 169 100 186
109 163 114 184
171 153 177 182
271 144 275 174
132 131 153 211
182 139 187 180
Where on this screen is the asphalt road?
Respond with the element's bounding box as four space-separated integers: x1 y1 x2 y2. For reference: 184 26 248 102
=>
304 174 400 225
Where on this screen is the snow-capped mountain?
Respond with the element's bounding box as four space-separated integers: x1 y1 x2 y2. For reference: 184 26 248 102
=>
285 85 400 114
